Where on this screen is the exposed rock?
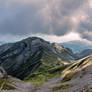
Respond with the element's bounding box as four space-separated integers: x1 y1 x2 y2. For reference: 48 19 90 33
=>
0 66 7 78
51 55 92 92
0 37 75 80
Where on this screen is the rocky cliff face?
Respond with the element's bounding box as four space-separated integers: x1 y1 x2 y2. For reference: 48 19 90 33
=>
0 37 75 80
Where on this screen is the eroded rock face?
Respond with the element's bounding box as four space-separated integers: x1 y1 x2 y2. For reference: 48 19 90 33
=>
0 37 75 79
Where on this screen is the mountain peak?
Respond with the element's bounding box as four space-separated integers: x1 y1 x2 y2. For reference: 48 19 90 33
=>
0 37 75 80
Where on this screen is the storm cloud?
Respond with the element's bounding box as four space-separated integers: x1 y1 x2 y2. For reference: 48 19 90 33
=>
0 0 92 41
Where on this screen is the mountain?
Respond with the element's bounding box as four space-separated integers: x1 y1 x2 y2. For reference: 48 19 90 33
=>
0 41 6 45
75 49 92 59
61 40 92 53
1 38 92 92
0 37 75 83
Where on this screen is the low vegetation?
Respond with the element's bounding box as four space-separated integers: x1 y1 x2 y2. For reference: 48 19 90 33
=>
24 49 70 85
0 77 16 90
61 56 90 81
61 72 77 83
52 84 73 91
25 68 64 85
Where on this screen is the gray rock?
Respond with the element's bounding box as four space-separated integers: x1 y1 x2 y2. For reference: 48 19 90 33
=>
0 37 75 79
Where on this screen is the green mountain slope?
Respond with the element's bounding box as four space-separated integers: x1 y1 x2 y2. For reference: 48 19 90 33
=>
24 45 70 84
0 37 75 84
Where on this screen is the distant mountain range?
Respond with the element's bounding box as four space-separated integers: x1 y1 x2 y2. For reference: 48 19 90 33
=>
61 40 92 53
0 41 6 45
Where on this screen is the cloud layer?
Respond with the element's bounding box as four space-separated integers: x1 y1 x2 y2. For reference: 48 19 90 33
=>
0 0 92 41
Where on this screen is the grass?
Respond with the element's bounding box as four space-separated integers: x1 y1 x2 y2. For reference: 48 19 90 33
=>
0 83 15 90
24 65 69 85
24 64 68 85
25 71 62 85
61 72 77 83
24 50 70 85
52 84 73 91
0 78 16 90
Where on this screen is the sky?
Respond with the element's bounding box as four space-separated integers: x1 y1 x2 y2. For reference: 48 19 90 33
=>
0 0 92 43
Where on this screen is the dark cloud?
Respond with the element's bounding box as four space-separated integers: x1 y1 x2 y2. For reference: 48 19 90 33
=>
77 15 92 41
0 0 75 36
0 0 92 41
59 0 86 16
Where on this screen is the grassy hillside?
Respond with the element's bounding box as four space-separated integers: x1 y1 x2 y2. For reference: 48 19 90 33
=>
25 48 70 85
0 37 75 82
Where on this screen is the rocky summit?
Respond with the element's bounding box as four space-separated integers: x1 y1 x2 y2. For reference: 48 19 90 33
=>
0 37 75 80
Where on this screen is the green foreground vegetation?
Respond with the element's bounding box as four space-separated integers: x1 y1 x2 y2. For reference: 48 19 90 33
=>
24 50 70 85
0 77 16 90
